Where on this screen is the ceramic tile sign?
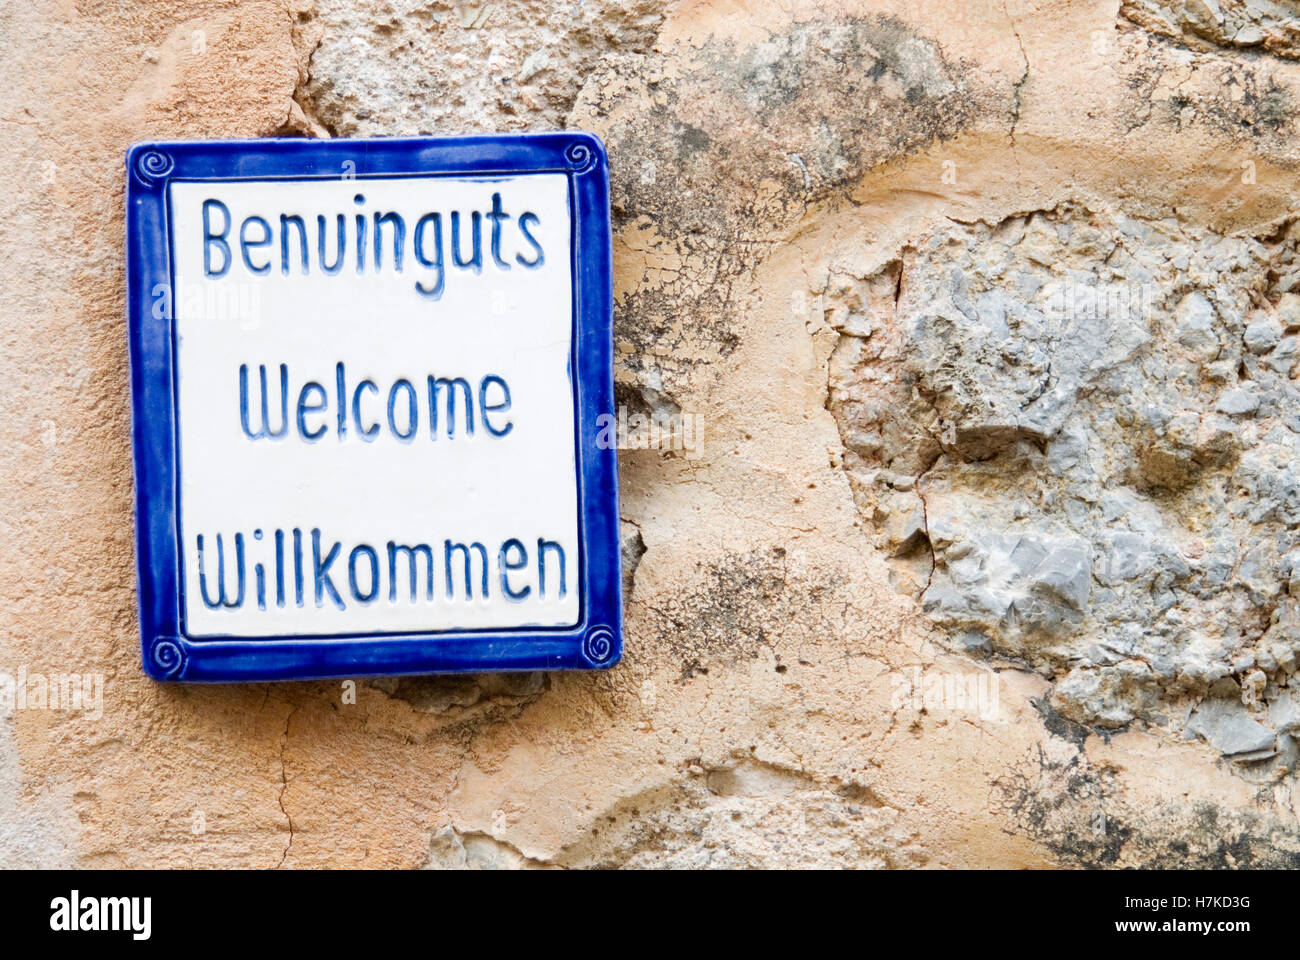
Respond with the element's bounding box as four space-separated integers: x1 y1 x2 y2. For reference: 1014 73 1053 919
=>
125 133 620 681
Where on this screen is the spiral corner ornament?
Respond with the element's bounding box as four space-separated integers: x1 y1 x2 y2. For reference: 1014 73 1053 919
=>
135 149 174 184
564 140 596 173
151 637 188 679
582 626 616 665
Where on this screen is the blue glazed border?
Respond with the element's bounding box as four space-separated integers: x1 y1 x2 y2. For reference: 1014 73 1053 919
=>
125 132 620 682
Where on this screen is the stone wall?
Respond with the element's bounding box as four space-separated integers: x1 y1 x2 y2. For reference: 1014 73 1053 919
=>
4 0 1300 867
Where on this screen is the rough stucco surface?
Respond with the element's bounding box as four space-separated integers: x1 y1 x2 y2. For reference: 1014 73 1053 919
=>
6 0 1300 868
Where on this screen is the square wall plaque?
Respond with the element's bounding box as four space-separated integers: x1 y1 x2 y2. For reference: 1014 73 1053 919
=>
125 133 621 681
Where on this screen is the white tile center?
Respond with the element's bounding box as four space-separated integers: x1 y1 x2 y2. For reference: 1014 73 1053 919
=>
168 173 580 637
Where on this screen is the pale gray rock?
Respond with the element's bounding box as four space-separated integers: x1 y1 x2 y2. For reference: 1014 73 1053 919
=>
1216 388 1260 416
1122 0 1300 58
923 532 1092 635
828 204 1300 749
301 0 669 136
1245 314 1283 354
1269 690 1300 733
1187 698 1276 757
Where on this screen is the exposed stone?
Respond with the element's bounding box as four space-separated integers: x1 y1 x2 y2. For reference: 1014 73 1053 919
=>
1270 689 1300 732
1187 696 1277 757
1216 388 1261 415
301 0 669 136
1245 313 1283 353
828 203 1300 742
1122 0 1300 59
